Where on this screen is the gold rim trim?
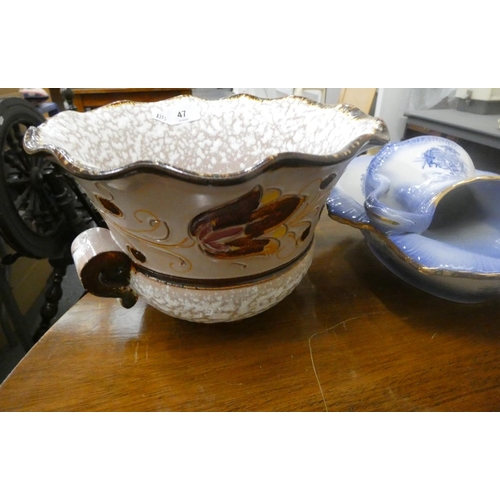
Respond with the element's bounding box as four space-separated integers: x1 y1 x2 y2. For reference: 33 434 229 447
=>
429 175 500 206
366 211 400 226
328 213 500 280
23 94 390 184
328 213 374 232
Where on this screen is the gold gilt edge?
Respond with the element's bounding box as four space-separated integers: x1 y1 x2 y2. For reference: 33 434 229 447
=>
429 174 500 206
327 214 500 280
23 94 389 185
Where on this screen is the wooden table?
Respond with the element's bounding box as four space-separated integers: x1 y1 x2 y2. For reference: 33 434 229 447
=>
1 212 500 412
71 88 192 111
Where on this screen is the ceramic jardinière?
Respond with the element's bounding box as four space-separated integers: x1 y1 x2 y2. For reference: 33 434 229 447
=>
24 94 389 322
327 135 500 303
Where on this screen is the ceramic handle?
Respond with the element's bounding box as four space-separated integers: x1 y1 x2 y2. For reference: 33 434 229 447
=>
71 228 138 309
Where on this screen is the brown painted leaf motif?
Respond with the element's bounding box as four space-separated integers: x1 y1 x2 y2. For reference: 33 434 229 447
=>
190 186 304 259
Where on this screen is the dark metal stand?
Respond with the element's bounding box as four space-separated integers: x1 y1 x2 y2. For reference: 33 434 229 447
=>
0 94 104 349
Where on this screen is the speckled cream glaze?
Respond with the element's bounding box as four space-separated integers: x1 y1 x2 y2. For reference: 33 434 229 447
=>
129 244 314 323
24 94 388 176
28 95 391 322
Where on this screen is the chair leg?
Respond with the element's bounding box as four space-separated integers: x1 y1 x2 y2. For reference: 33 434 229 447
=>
0 262 32 352
33 260 68 343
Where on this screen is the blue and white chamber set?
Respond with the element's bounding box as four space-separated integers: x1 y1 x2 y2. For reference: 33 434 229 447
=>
327 135 500 303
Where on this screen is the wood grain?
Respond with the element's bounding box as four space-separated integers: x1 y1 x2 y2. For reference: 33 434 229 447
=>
71 88 192 111
1 213 500 411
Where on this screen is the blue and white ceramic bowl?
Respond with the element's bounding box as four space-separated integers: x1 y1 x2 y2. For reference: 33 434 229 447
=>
327 136 500 303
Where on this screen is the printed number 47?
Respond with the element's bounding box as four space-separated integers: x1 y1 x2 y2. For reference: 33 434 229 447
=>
177 110 186 118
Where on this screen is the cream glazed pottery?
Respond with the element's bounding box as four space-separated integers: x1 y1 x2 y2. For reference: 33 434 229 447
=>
24 94 389 322
327 135 500 303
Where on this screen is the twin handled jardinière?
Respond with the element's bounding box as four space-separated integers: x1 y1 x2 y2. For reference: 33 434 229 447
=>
24 94 389 322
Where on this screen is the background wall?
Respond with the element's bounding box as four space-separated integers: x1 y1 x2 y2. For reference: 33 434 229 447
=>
374 88 460 142
374 88 409 142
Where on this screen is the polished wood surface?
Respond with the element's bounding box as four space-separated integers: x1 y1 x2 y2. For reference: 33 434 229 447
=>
72 88 192 111
1 213 500 411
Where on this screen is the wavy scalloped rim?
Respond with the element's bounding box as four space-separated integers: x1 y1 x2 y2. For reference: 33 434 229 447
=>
23 93 390 185
389 232 500 278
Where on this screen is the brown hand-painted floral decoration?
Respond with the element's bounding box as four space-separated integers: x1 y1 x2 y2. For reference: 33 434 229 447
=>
190 186 304 259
